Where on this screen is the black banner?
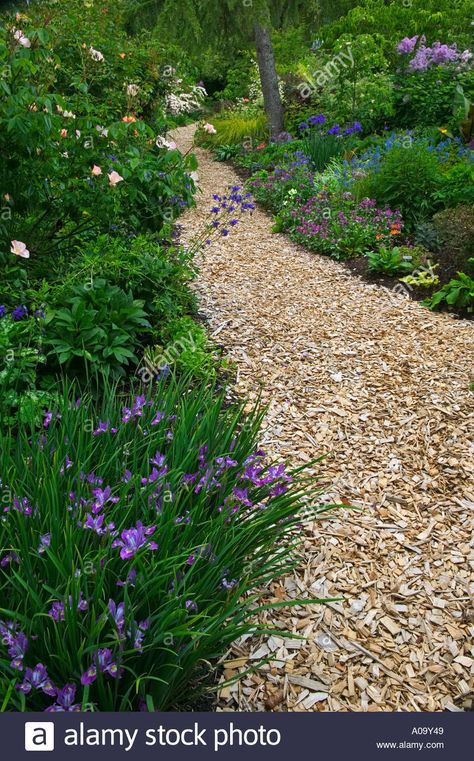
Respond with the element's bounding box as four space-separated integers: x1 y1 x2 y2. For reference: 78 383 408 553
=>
2 711 471 760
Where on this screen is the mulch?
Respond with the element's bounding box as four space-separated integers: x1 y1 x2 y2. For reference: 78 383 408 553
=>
173 124 474 713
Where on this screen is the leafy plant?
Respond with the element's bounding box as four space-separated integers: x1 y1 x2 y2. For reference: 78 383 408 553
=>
0 376 331 711
45 279 150 380
302 132 346 171
366 246 417 276
425 261 474 312
213 144 242 161
355 143 442 229
400 266 440 288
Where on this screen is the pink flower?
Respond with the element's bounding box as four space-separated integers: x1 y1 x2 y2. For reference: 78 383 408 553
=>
203 123 217 134
10 240 30 258
91 165 102 176
60 129 68 138
108 171 124 187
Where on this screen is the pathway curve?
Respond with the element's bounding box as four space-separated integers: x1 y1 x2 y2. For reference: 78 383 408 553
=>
174 124 474 712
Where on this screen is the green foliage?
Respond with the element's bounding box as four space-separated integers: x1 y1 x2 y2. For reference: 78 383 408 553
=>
425 264 474 312
195 114 268 147
434 163 474 208
0 310 56 426
366 246 421 276
0 376 329 711
355 144 442 228
302 132 346 171
432 205 474 269
213 144 243 162
400 267 440 288
44 279 150 381
394 67 474 131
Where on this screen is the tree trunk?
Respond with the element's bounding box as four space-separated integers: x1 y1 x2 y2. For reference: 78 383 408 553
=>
254 24 284 140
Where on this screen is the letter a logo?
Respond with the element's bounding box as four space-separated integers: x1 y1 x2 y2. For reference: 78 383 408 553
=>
25 722 55 751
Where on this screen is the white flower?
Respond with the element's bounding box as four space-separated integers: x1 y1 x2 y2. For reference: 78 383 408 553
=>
95 125 108 137
63 110 76 119
155 135 177 151
89 47 104 62
126 83 140 97
189 171 199 184
13 28 30 47
10 240 30 258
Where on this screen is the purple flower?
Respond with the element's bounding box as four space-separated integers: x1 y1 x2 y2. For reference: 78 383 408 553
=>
91 485 119 514
7 632 28 670
151 411 165 426
0 305 6 318
396 36 422 55
150 451 166 467
81 648 120 686
108 600 125 634
17 664 56 696
38 533 51 554
11 305 28 321
60 455 73 474
1 552 20 567
185 600 198 612
43 411 53 428
5 496 33 516
130 619 150 652
111 521 158 560
45 683 81 712
93 420 109 436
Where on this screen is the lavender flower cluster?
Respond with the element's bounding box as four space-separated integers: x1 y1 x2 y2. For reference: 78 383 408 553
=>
397 36 473 71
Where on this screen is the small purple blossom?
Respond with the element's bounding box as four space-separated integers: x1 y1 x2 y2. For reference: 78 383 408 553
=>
17 664 56 696
111 521 158 560
45 683 81 712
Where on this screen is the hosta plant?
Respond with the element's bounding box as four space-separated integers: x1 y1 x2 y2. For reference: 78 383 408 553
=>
0 376 331 712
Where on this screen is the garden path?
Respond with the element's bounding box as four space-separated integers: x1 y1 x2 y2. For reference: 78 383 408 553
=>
173 124 474 713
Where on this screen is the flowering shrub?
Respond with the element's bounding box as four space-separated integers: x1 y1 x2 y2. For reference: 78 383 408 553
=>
396 36 473 71
0 377 328 711
289 192 404 260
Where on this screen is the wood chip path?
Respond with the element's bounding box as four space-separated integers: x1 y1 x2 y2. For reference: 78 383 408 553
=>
173 124 474 712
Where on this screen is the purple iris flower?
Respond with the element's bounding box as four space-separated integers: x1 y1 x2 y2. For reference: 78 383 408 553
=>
185 600 198 612
232 487 253 506
111 521 158 560
17 664 56 696
150 451 166 467
0 305 7 318
60 455 73 474
1 552 20 567
108 600 125 634
93 420 109 436
7 631 28 670
5 496 33 516
151 411 165 425
81 648 119 686
129 619 150 652
91 485 119 514
45 683 81 712
38 533 51 554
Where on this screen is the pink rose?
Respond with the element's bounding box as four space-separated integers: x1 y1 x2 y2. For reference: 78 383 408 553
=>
91 165 102 176
108 171 124 187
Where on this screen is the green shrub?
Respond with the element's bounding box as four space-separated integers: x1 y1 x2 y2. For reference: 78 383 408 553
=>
0 376 329 711
366 246 425 276
355 144 442 228
425 265 474 313
44 279 150 381
432 205 474 271
434 163 474 209
0 307 56 426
